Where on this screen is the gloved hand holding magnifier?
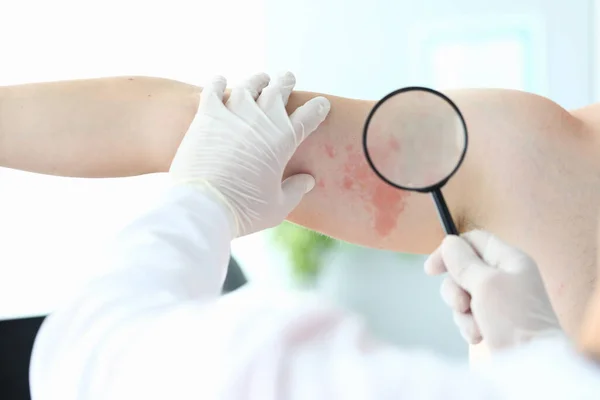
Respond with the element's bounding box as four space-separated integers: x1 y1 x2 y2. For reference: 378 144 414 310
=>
362 87 468 235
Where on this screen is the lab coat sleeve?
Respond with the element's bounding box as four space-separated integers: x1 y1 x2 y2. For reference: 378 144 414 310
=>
30 185 498 400
473 336 600 399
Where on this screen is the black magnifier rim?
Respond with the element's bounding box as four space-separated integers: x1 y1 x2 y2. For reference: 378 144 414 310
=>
362 86 469 193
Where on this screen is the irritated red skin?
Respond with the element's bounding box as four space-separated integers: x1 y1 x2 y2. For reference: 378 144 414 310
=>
388 137 401 151
324 144 336 159
283 93 412 247
328 142 409 238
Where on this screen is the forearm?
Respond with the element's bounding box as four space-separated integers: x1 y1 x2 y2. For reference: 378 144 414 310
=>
0 75 362 178
0 76 200 177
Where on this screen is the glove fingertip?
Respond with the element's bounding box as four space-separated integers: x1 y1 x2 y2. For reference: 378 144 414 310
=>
471 334 483 345
202 75 227 103
278 70 296 86
424 247 446 276
238 73 271 100
291 173 316 194
304 175 316 193
458 293 471 313
314 96 331 117
281 174 316 216
289 98 331 145
256 71 271 81
441 234 463 249
209 75 227 88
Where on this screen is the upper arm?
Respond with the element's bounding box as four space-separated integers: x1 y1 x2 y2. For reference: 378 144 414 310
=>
455 90 598 336
283 88 587 255
282 91 474 254
283 92 458 254
457 88 588 241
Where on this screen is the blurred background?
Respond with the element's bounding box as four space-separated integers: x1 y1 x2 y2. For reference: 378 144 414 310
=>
0 0 596 361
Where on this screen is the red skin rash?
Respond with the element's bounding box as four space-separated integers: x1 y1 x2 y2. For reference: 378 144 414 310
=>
388 137 400 151
324 144 336 158
372 182 407 237
321 142 410 238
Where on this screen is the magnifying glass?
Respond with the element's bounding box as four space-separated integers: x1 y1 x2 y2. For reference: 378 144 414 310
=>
362 87 468 235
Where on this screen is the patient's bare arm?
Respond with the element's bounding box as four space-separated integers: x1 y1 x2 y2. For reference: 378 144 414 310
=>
0 76 453 253
0 76 582 258
0 76 200 177
283 92 454 253
284 88 586 256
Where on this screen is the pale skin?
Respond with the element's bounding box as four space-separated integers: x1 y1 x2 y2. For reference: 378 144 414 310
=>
1 76 598 360
578 213 600 360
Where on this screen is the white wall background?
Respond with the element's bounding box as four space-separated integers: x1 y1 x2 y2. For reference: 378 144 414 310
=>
265 0 592 108
0 0 267 85
0 0 596 360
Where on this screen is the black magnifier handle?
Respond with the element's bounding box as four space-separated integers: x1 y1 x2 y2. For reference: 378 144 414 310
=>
430 189 458 235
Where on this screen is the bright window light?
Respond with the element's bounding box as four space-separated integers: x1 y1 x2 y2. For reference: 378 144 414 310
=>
0 0 267 319
430 38 526 90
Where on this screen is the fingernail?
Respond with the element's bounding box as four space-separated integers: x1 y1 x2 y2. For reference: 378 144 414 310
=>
278 71 295 85
282 71 295 80
319 100 331 116
305 176 316 193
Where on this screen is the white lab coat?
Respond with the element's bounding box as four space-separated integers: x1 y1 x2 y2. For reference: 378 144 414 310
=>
29 186 600 400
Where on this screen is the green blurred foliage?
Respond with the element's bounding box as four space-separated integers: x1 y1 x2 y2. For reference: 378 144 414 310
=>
271 221 337 283
271 222 424 284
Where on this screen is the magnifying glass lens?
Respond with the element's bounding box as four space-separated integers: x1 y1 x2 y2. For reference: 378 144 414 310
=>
364 89 466 190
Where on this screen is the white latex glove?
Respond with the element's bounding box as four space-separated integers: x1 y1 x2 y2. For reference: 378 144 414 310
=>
169 72 330 237
424 230 563 350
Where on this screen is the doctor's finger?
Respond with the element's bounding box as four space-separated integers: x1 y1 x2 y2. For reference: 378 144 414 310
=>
237 73 270 100
257 71 296 110
441 276 471 313
200 75 227 106
424 246 446 275
453 311 483 345
441 235 496 295
289 97 331 146
462 230 528 268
